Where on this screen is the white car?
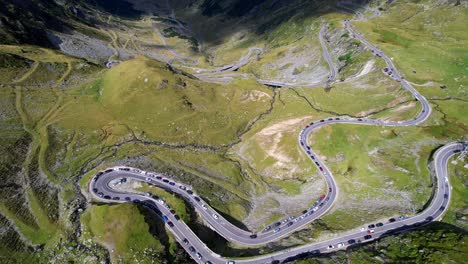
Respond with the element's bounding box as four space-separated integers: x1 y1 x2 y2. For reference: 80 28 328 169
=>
213 214 219 219
336 242 344 248
202 204 207 210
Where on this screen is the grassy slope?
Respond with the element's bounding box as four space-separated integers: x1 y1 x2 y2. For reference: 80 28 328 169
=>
81 203 165 263
444 155 468 229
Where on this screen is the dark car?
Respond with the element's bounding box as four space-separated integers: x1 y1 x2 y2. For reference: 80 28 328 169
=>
162 179 169 183
320 120 325 122
104 169 113 173
170 209 176 214
376 223 383 227
169 182 175 186
310 122 314 125
112 197 120 201
302 210 308 214
96 172 104 176
287 222 294 227
189 246 195 253
183 238 189 245
389 218 396 223
186 190 193 195
167 221 174 227
271 261 280 264
347 239 356 244
274 222 281 227
329 187 332 192
156 176 162 180
194 197 201 202
364 235 372 240
368 224 375 229
104 195 111 199
174 215 180 221
250 234 257 239
125 197 131 201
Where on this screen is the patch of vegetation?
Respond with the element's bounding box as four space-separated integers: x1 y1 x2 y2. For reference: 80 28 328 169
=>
81 203 165 263
338 52 353 64
443 155 468 229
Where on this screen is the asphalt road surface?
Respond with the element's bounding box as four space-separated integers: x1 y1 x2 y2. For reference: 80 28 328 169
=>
87 13 466 264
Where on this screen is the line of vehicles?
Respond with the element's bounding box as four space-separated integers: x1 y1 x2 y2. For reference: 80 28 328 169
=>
261 193 330 234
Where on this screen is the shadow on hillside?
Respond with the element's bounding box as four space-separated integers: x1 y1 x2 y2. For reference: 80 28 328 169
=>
114 0 372 47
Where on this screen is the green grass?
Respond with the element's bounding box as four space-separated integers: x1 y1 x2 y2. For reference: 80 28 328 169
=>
81 203 165 264
353 1 468 99
443 155 468 229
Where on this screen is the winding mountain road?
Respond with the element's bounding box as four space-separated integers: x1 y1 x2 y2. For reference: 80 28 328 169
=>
87 14 466 264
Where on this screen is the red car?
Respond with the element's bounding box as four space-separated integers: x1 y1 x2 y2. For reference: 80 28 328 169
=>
319 167 324 172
